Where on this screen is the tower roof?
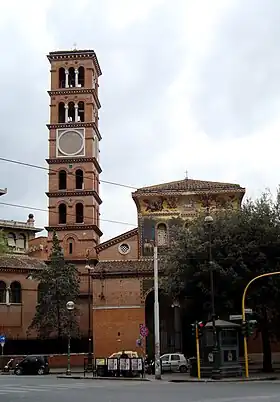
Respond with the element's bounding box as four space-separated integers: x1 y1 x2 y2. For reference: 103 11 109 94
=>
47 49 102 76
133 178 245 196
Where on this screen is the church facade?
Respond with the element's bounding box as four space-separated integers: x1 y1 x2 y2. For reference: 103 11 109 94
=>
92 178 246 357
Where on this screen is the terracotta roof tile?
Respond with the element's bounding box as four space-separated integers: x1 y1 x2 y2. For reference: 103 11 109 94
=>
96 228 138 252
94 259 154 275
0 254 46 270
133 178 245 194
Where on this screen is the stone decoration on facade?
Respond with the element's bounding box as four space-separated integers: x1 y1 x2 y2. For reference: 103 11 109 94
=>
157 223 168 246
118 243 130 255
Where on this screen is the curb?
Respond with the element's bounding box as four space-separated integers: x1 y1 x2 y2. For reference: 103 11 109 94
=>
168 376 278 383
57 375 150 381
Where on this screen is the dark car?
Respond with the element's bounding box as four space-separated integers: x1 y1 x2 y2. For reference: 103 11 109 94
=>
14 355 50 375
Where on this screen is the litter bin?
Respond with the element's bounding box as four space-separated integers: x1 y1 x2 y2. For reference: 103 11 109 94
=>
189 357 198 377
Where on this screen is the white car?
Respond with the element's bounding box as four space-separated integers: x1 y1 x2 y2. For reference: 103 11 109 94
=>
160 353 189 373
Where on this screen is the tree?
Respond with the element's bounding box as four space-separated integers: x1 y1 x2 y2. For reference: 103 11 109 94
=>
0 230 8 254
29 231 80 340
162 190 280 372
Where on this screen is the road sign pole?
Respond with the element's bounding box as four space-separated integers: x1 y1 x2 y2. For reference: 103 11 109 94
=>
195 323 201 380
153 245 161 380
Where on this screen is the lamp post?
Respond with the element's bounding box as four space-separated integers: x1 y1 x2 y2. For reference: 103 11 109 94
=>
204 214 220 380
66 300 75 376
85 257 99 370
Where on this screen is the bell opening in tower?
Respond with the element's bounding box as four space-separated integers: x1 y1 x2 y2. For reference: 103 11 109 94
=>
78 101 85 122
59 68 65 88
68 102 75 122
78 66 84 87
69 67 75 87
58 102 65 123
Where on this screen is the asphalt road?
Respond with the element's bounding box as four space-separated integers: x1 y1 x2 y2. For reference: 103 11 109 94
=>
1 375 280 402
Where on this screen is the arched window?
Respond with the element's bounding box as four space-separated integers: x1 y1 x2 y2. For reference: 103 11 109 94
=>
77 101 84 122
7 233 16 247
157 223 168 246
0 281 6 303
68 67 75 87
78 66 85 87
10 281 21 303
75 169 83 190
76 203 84 223
58 102 65 123
59 203 67 224
68 238 74 255
59 67 65 88
17 234 26 249
37 283 45 303
59 170 67 190
68 101 75 122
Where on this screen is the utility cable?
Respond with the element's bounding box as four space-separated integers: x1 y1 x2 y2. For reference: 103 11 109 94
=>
0 157 138 190
0 201 136 227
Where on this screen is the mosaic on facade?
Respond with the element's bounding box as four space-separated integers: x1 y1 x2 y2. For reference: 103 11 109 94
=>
139 194 240 216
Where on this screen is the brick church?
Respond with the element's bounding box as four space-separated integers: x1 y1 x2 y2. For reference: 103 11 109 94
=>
0 48 267 360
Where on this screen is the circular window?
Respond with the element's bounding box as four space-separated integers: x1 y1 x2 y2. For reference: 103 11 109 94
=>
58 130 84 156
118 243 130 255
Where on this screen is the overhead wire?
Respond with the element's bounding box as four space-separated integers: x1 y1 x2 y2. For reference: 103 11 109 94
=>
0 201 136 227
0 156 139 227
0 157 137 190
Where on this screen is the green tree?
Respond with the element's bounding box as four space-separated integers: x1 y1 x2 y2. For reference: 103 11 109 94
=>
29 231 80 340
0 230 8 254
162 190 280 372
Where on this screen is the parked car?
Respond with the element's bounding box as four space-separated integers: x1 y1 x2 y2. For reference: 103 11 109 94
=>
160 353 189 373
109 351 138 358
14 355 50 375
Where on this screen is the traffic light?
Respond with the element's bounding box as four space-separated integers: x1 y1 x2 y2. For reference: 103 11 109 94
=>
197 321 206 338
248 319 257 336
191 323 196 337
242 320 257 337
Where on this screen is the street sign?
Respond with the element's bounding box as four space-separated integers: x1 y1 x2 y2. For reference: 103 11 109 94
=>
229 315 242 321
230 310 253 321
0 335 5 351
140 325 149 337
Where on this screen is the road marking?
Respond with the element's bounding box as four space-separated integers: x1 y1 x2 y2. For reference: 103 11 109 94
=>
191 395 280 402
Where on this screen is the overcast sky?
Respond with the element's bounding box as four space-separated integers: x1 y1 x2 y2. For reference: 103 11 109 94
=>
0 0 279 241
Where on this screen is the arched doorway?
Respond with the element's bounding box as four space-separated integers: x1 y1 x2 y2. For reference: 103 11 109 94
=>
145 290 177 358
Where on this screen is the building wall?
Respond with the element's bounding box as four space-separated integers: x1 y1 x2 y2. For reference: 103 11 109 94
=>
0 271 38 339
98 234 139 260
93 276 144 356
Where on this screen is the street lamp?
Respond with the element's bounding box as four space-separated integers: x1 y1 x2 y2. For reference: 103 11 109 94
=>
66 300 75 376
85 257 99 370
204 214 221 379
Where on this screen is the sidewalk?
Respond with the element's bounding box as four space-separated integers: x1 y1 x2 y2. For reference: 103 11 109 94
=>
55 371 280 383
162 372 280 382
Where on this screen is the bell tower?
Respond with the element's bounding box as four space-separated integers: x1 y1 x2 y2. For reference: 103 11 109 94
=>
46 49 102 259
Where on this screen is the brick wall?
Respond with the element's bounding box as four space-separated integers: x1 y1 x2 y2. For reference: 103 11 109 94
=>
93 307 145 357
98 234 139 260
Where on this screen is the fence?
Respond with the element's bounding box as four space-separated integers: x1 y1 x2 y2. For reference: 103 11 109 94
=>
84 357 145 378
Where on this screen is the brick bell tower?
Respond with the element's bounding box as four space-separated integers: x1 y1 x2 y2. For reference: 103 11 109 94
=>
46 49 102 259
